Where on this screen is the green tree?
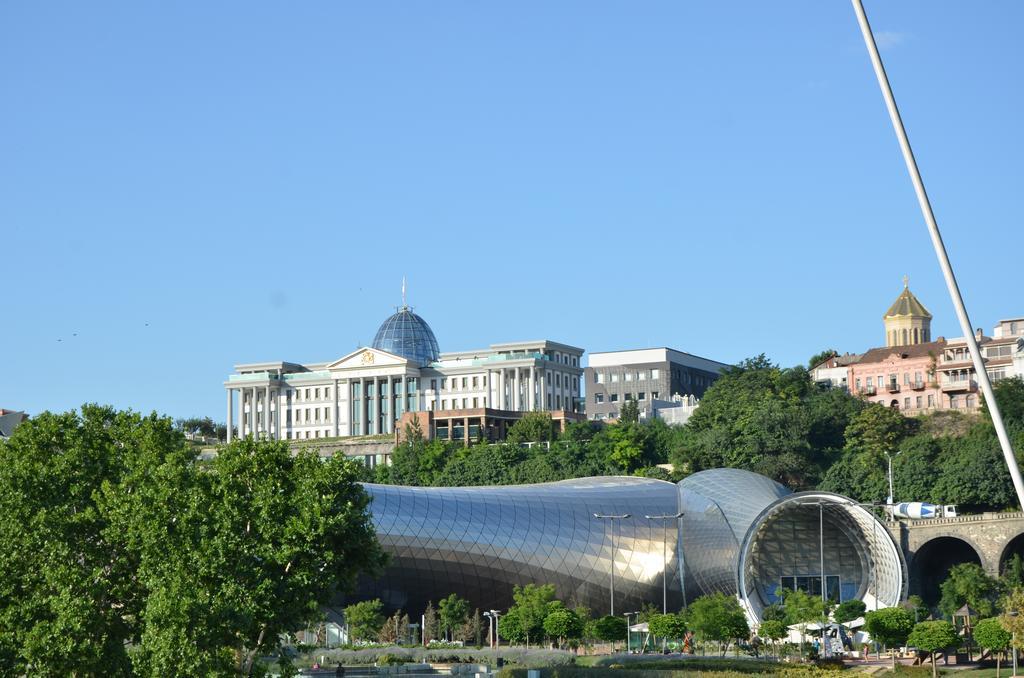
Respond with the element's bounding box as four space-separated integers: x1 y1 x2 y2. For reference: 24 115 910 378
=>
592 615 627 644
439 594 470 642
999 588 1024 652
506 412 556 444
808 349 839 370
423 601 439 644
502 584 560 646
0 406 386 677
985 376 1024 429
1003 554 1024 592
619 399 640 425
834 600 867 624
973 617 1012 678
781 589 828 655
0 406 161 675
498 608 526 645
939 563 999 619
128 437 385 675
345 600 385 642
542 608 584 648
687 593 750 655
908 620 958 678
673 356 862 490
864 607 914 671
383 419 452 486
901 595 931 624
648 613 687 651
758 619 787 660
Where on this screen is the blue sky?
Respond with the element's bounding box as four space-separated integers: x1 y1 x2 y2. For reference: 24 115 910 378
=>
2 1 1022 421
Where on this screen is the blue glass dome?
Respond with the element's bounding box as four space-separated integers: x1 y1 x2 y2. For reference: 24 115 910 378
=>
372 307 441 366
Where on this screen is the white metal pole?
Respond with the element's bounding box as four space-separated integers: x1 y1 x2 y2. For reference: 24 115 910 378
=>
850 0 1024 511
887 454 894 506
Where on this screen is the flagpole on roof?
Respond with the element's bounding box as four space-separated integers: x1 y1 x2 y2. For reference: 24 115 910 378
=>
850 0 1024 510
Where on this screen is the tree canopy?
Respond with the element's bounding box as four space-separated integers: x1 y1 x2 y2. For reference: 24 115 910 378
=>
864 607 914 671
0 405 385 676
686 593 750 653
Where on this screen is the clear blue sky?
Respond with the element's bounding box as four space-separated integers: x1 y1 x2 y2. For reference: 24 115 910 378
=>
2 1 1022 421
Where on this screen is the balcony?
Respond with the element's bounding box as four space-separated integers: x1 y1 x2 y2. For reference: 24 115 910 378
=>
942 380 978 393
859 386 877 396
910 381 926 391
887 382 901 393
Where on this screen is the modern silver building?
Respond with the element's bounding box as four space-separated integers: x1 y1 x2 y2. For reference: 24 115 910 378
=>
352 469 905 624
224 304 584 443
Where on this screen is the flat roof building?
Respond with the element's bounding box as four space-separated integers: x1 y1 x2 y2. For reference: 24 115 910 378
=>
584 347 730 421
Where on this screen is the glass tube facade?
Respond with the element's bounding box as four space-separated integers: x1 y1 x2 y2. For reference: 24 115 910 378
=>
352 469 905 623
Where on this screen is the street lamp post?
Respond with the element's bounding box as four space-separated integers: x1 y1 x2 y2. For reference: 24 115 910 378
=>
644 512 685 615
885 450 902 513
490 609 501 649
1009 610 1019 677
594 513 631 616
483 611 494 649
623 611 639 654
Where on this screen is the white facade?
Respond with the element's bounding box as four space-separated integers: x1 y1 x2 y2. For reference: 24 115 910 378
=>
224 340 584 442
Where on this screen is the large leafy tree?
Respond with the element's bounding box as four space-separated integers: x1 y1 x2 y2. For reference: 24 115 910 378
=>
0 405 386 677
542 608 584 648
438 593 470 642
502 584 559 646
506 412 556 444
686 593 750 654
939 563 1000 619
672 356 862 489
344 600 385 643
0 406 160 675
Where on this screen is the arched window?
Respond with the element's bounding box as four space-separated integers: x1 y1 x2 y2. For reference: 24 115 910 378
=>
913 328 919 344
902 329 909 345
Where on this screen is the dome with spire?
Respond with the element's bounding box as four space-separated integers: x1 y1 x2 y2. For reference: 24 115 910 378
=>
372 306 441 366
884 276 932 347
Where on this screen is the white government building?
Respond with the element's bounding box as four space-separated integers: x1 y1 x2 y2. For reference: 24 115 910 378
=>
224 304 584 442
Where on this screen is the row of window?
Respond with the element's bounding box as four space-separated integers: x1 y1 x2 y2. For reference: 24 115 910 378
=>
986 344 1016 359
594 369 660 384
855 371 928 390
593 391 660 404
431 373 579 392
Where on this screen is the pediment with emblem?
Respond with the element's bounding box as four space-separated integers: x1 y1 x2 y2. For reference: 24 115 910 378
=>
327 347 411 370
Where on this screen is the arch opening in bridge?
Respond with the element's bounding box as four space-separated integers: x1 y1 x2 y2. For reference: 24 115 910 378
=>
910 536 982 607
738 492 904 621
999 532 1024 579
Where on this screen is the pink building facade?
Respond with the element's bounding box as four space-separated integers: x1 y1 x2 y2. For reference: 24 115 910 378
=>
848 341 945 414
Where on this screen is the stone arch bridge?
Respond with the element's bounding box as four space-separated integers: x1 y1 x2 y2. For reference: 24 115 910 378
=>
887 511 1024 605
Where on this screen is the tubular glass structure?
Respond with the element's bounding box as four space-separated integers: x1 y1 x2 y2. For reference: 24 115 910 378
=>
352 469 905 622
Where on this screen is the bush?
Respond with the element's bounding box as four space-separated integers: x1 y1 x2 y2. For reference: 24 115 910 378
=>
299 646 575 668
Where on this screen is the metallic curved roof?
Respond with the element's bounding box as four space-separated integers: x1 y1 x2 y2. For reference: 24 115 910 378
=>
371 307 440 366
349 471 905 624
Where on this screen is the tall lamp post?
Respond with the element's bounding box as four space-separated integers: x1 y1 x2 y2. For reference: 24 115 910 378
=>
490 609 501 649
885 450 902 510
644 512 684 614
594 513 631 616
483 611 494 649
1008 610 1019 677
623 611 639 654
